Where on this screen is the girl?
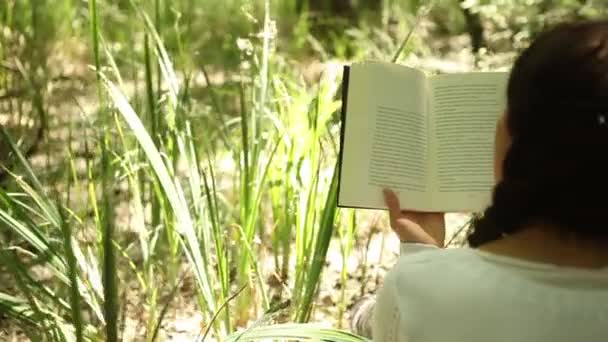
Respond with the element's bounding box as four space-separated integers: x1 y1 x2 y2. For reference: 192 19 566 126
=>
363 20 608 342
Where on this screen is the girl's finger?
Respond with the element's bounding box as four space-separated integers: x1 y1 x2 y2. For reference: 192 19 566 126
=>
383 188 401 224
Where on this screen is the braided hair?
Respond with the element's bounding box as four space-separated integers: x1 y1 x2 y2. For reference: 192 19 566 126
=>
468 20 608 247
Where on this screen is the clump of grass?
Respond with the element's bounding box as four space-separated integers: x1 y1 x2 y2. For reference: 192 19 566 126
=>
0 1 372 341
0 125 104 340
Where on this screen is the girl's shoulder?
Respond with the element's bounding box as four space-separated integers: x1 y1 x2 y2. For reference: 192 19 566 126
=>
391 243 608 293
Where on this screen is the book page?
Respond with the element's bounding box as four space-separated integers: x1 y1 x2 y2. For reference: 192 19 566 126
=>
429 72 508 212
338 62 432 210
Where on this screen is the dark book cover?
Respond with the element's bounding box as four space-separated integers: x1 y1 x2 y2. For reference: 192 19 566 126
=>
337 65 383 210
337 65 350 208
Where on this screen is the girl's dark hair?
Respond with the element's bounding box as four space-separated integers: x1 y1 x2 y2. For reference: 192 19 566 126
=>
468 20 608 247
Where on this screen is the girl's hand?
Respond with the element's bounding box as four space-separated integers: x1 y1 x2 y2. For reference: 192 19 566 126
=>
383 188 446 247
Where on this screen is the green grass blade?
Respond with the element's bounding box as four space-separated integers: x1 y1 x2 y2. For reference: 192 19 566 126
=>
0 250 71 340
99 74 216 315
149 273 187 342
338 210 356 326
391 1 433 63
240 135 284 310
296 162 340 323
135 6 178 109
0 125 44 193
0 291 38 327
101 131 119 342
89 0 102 97
0 175 104 325
224 323 369 342
0 188 68 284
144 33 158 139
57 208 84 342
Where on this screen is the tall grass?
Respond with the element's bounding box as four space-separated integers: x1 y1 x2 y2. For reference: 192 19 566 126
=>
0 125 104 340
89 0 121 340
99 3 344 332
0 0 376 340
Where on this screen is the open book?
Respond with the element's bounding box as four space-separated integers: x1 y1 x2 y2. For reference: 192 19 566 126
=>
338 62 508 212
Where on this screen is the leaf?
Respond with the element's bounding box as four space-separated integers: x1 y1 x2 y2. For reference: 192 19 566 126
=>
99 73 217 316
225 323 369 342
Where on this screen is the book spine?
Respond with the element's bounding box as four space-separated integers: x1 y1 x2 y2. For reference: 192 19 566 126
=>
336 65 350 207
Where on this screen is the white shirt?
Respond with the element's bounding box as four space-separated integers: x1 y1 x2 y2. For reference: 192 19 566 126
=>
373 243 608 342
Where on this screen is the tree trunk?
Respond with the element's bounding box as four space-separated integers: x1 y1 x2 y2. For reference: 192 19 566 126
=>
460 0 485 53
304 0 355 18
295 0 386 23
